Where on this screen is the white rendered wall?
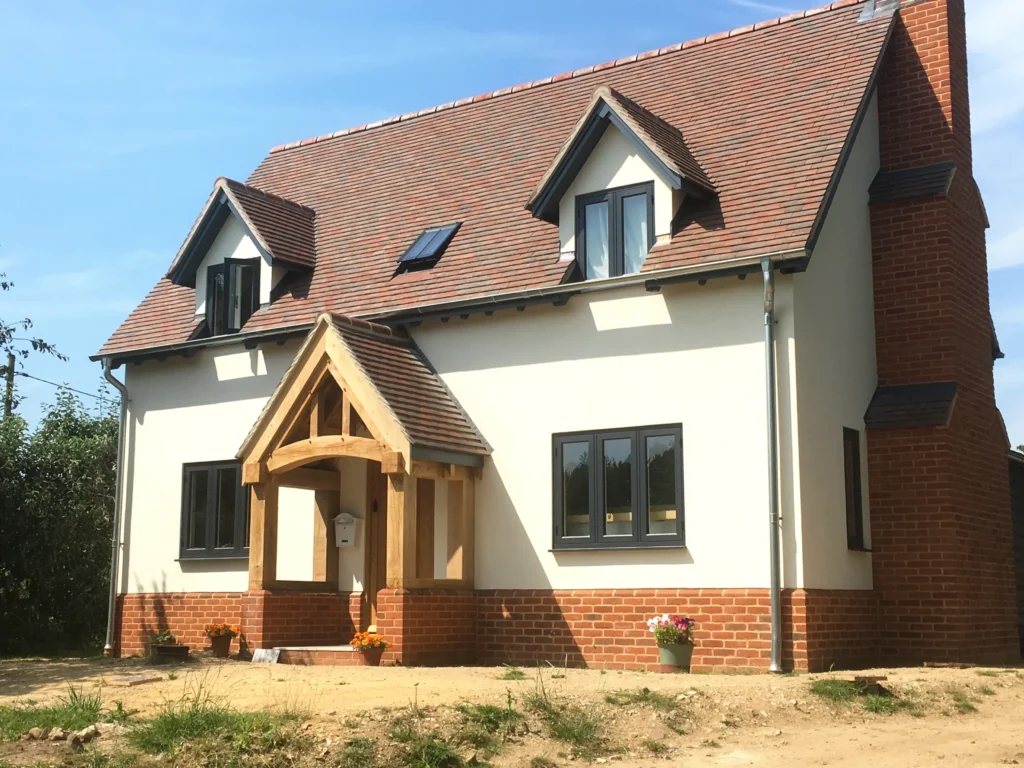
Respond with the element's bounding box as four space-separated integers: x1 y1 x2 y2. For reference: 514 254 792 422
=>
412 279 799 591
193 215 274 316
790 95 880 590
118 342 317 594
557 124 676 260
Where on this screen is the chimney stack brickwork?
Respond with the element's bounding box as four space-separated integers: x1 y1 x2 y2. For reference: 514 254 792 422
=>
869 0 1019 664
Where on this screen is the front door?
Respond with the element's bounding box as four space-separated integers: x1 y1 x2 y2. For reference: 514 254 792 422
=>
363 460 389 630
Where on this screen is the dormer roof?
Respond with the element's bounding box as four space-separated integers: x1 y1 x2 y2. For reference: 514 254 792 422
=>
167 177 316 287
526 86 715 223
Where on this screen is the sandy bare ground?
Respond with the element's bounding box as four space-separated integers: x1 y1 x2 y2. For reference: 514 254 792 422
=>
2 657 1023 766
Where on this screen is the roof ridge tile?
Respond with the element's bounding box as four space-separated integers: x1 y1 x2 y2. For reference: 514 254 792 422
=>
218 177 316 215
268 0 869 155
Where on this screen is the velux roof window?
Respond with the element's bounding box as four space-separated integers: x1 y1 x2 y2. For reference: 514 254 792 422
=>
396 223 461 274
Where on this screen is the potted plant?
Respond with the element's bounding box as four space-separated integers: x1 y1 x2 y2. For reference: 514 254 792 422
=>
205 623 240 658
151 630 190 662
647 614 695 673
350 631 390 666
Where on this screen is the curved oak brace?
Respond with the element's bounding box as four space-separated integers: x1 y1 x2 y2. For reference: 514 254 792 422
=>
266 435 390 474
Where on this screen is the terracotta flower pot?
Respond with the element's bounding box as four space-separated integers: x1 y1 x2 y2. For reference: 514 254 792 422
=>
210 635 232 658
657 642 694 673
358 646 386 666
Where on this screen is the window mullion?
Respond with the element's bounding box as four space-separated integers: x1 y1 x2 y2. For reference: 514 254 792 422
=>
236 479 247 555
633 430 643 542
589 434 599 543
206 468 218 556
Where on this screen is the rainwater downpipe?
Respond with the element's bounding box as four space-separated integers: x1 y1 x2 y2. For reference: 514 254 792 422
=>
102 358 128 656
760 256 784 674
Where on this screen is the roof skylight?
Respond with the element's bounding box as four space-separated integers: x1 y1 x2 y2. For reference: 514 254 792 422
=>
396 223 461 273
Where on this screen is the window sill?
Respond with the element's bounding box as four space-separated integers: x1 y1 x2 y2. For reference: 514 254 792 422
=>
847 547 873 553
550 543 687 553
177 555 249 563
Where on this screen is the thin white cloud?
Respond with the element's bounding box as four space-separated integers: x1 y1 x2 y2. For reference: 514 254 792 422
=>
988 225 1024 270
967 0 1024 134
724 0 797 14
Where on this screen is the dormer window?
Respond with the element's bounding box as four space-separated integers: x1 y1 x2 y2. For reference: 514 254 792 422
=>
575 182 654 280
207 258 260 336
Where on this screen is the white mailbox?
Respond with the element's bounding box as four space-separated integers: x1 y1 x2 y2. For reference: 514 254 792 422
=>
334 513 358 548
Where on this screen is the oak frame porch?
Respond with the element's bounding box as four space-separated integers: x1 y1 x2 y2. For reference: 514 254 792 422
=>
235 315 483 650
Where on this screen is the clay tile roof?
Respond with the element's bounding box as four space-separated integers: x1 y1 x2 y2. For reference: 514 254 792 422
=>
221 179 317 270
327 314 490 457
604 88 715 192
97 0 894 359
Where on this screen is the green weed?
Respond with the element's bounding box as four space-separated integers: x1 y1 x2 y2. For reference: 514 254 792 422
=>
604 687 677 711
950 689 977 714
644 738 669 755
128 682 301 755
499 666 527 681
341 737 378 768
979 686 996 696
862 694 915 715
0 686 102 742
808 679 859 704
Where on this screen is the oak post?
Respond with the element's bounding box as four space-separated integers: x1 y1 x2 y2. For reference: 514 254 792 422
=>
248 478 279 590
386 472 417 588
312 488 340 584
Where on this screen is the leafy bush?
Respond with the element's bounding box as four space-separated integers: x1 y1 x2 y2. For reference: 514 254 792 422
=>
0 395 117 654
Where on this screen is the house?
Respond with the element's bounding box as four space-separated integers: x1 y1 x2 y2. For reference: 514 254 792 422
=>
95 0 1021 672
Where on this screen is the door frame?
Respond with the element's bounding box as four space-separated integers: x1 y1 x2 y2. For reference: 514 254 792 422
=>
363 460 388 630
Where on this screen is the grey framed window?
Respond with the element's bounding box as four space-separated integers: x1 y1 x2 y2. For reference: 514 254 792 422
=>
180 461 249 560
574 182 655 281
206 258 259 337
843 428 866 551
552 424 684 550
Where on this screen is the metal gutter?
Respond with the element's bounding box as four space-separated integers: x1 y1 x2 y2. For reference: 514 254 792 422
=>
90 324 313 367
96 248 808 364
370 248 808 326
760 257 784 674
101 359 128 656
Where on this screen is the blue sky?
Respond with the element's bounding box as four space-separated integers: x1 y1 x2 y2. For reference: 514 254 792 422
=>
0 0 1021 445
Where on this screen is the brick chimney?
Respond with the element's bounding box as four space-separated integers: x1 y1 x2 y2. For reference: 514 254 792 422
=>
868 0 1019 664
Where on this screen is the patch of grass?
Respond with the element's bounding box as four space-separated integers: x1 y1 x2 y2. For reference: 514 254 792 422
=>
499 665 527 681
975 669 999 677
603 687 677 712
0 686 103 742
530 759 557 768
862 694 915 715
808 679 859 704
128 683 301 755
454 692 524 757
390 715 419 744
341 737 378 768
524 679 604 759
979 685 996 696
166 672 178 681
401 734 464 768
701 739 721 748
950 689 977 714
344 717 361 728
644 738 669 755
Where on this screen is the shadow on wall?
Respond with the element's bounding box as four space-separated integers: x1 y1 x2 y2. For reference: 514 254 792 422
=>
422 279 765 373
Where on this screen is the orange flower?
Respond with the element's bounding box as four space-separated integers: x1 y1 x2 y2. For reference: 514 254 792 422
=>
351 631 389 650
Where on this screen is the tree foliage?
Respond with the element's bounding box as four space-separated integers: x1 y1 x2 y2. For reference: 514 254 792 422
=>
0 393 117 654
1 272 68 412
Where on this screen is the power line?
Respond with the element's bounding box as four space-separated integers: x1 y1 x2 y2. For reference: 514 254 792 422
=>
13 371 117 404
